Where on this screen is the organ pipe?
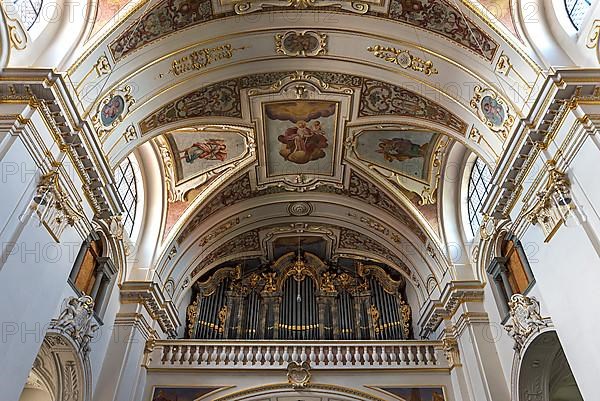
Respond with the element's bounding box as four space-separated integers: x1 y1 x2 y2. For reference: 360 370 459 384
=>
186 258 413 341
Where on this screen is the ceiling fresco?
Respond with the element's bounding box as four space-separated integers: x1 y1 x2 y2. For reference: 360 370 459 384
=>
107 0 499 62
139 71 467 136
163 127 247 185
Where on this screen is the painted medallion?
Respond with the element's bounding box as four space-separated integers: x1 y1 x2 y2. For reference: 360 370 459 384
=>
481 95 505 127
100 95 125 126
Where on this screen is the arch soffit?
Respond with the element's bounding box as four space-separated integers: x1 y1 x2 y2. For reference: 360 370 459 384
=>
32 331 91 401
161 185 445 307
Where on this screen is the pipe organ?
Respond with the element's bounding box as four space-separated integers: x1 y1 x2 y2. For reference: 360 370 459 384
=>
186 252 413 340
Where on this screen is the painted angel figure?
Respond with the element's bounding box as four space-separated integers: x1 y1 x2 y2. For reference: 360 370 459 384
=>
180 140 227 164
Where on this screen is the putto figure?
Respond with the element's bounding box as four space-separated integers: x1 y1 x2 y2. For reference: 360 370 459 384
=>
278 119 328 164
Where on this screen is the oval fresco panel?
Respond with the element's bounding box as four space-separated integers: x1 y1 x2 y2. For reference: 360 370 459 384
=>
166 129 247 184
481 95 505 127
355 129 439 181
100 95 125 126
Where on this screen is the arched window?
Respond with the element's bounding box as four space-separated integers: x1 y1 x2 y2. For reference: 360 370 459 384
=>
467 157 492 236
114 156 138 236
565 0 593 29
12 0 43 30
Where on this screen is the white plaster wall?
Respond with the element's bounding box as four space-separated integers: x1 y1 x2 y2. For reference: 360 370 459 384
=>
514 135 600 401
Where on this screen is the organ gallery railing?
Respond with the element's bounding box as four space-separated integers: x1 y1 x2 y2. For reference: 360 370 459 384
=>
185 253 413 341
146 340 448 370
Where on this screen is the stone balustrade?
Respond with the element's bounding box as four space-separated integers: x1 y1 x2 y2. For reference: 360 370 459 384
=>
147 340 449 370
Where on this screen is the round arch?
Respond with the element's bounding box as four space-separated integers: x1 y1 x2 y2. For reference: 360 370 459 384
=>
20 332 91 401
515 329 583 401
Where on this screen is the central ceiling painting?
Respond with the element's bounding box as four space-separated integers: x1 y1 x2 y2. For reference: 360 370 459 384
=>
264 100 338 176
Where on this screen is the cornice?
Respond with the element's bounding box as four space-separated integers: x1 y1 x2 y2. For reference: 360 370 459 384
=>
0 68 122 219
485 69 600 223
120 281 181 337
418 280 485 337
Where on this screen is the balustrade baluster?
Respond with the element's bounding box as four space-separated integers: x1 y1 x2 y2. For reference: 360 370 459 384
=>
265 346 272 365
256 346 263 365
353 346 361 366
200 346 209 365
228 346 235 366
246 346 254 365
381 346 388 365
210 346 218 365
300 346 307 363
172 346 181 364
273 346 281 366
309 346 316 366
372 346 378 365
219 346 227 365
316 346 323 366
181 345 189 364
336 346 342 366
282 346 290 363
362 346 370 365
191 346 199 365
408 346 415 366
327 346 334 366
237 346 245 366
424 346 433 365
162 346 171 364
345 346 352 366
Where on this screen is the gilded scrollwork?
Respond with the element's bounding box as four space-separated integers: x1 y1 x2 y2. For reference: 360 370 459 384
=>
234 0 372 14
524 161 574 242
169 44 246 76
357 262 404 294
587 20 600 63
33 170 85 242
367 45 438 75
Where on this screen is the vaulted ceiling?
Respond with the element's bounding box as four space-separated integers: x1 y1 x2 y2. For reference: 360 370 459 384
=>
65 0 543 313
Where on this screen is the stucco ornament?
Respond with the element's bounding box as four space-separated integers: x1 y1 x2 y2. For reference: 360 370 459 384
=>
287 361 311 388
504 294 548 351
51 295 99 356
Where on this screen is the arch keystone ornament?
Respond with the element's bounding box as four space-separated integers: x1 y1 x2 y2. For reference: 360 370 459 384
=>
287 361 311 388
50 295 99 356
275 31 327 57
504 294 550 351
